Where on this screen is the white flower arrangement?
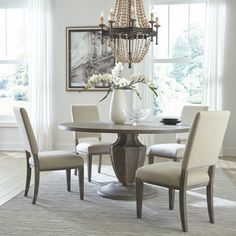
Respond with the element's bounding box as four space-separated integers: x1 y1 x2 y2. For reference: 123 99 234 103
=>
82 62 158 101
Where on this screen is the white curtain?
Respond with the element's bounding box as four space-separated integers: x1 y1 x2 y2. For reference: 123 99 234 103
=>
203 0 226 111
28 0 53 150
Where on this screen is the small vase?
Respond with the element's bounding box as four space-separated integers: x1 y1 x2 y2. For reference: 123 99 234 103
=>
109 89 127 124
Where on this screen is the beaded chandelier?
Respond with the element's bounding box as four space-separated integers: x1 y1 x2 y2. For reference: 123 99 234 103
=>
99 0 160 68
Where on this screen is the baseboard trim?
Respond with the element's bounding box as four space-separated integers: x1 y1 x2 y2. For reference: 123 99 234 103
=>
223 146 236 157
0 142 74 151
53 143 74 151
0 122 17 128
0 142 23 151
2 142 235 158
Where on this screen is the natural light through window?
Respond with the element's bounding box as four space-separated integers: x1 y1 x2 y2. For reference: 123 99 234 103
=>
152 0 206 117
0 7 28 121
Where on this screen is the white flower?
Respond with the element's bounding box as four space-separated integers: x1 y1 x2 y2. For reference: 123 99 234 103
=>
111 62 124 77
83 63 158 101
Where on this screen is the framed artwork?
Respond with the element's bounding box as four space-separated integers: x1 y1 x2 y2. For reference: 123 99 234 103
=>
66 26 115 91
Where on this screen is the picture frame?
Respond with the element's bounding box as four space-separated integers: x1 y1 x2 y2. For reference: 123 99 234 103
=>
66 26 115 91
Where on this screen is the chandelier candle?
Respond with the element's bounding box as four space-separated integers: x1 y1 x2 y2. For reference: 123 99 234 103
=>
100 12 104 25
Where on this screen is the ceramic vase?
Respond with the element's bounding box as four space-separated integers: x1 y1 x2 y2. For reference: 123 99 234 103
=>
109 89 127 124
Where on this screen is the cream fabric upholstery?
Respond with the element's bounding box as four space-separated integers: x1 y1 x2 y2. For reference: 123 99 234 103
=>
182 111 230 169
71 105 112 181
145 111 230 185
71 105 112 154
149 143 185 159
136 162 209 188
138 111 230 186
29 151 84 171
14 107 84 204
76 141 111 154
14 107 38 155
136 111 230 232
14 107 84 170
71 105 102 139
176 105 209 142
148 105 208 162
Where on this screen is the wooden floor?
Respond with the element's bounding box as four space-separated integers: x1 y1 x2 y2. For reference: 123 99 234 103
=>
0 151 235 206
0 151 110 205
0 152 26 205
218 156 236 186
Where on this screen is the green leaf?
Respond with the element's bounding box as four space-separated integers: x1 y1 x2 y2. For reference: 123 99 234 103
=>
99 88 112 102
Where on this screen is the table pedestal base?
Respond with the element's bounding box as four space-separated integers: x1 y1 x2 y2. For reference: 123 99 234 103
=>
97 182 157 200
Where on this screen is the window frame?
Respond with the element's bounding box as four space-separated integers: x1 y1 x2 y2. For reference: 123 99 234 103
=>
152 0 205 64
151 0 206 116
0 0 28 124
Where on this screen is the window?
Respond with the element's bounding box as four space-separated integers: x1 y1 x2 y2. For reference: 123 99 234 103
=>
0 4 28 121
152 0 206 116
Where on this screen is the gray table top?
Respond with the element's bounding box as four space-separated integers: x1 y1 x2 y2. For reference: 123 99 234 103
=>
59 121 190 134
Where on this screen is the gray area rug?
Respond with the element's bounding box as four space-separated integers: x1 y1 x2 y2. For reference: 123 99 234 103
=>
0 164 236 236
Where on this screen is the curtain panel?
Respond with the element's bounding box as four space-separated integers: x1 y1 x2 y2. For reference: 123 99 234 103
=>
28 0 53 150
203 0 226 111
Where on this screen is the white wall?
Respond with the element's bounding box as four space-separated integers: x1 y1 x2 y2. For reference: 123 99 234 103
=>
0 125 21 150
1 0 236 156
51 0 116 150
222 0 236 156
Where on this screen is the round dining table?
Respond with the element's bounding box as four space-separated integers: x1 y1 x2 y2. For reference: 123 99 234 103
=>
59 121 190 200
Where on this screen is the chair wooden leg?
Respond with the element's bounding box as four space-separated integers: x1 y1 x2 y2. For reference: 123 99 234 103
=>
207 165 215 223
24 151 31 197
179 188 188 232
32 169 40 204
148 154 154 164
87 155 92 182
136 178 144 218
78 165 84 200
24 161 32 197
66 169 71 192
98 155 102 173
169 188 175 210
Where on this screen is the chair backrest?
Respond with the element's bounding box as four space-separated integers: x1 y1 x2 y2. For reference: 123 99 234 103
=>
71 105 102 139
182 111 230 170
180 105 209 125
176 105 209 143
14 107 38 156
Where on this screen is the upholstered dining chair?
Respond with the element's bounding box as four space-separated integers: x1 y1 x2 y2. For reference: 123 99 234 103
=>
148 105 208 164
136 111 230 232
14 107 84 204
71 105 112 182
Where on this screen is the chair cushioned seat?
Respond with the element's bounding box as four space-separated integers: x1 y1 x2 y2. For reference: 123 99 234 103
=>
136 162 209 188
29 150 84 171
149 143 186 159
76 141 111 155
